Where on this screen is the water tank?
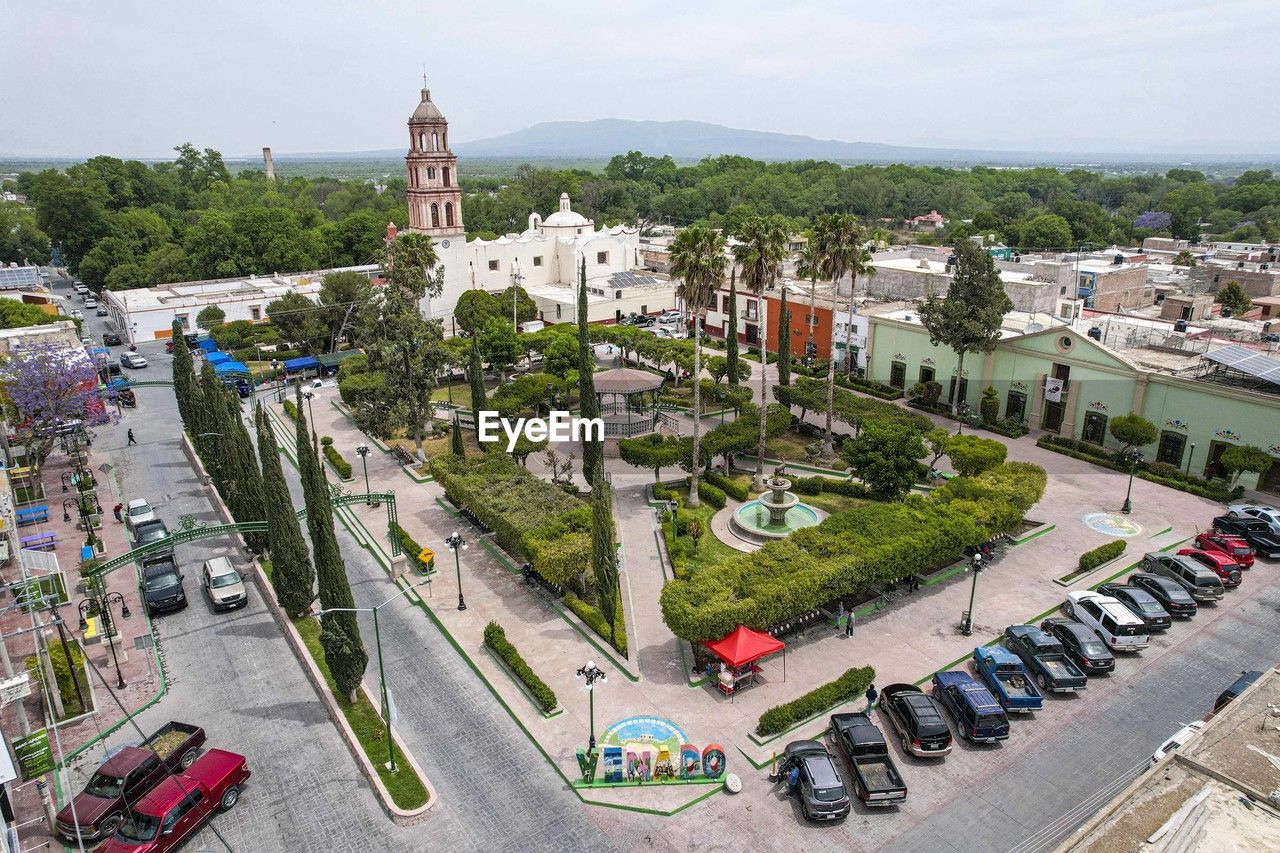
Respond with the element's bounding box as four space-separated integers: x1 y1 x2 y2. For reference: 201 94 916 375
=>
1174 319 1189 332
1087 327 1102 341
1113 254 1124 265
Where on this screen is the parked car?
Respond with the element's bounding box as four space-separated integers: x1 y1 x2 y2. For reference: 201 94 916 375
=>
72 309 84 320
1226 503 1280 534
829 713 907 807
124 498 157 532
633 315 656 327
100 748 250 853
657 310 682 324
1176 548 1243 588
1039 618 1116 674
1095 584 1172 631
202 557 247 611
74 283 88 295
1141 553 1225 602
877 683 952 757
931 671 1009 744
140 555 187 615
96 307 110 316
102 332 123 346
780 740 851 821
1193 530 1255 569
1003 624 1089 692
973 645 1043 712
1213 670 1263 714
1064 591 1150 651
121 352 148 369
1128 572 1198 618
1211 515 1280 558
85 298 99 309
132 519 172 556
1150 721 1204 766
55 722 205 844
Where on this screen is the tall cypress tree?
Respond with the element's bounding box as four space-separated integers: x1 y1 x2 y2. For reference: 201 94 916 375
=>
577 258 602 485
451 413 464 457
776 283 792 387
171 320 197 432
725 269 740 387
468 337 486 415
255 405 314 616
197 361 232 495
590 467 620 647
224 394 265 553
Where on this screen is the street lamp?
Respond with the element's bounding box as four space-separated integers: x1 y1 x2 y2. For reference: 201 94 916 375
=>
445 531 468 611
959 554 985 637
667 499 679 545
1185 442 1196 478
575 661 607 753
1121 447 1143 514
62 498 78 524
302 388 316 423
78 590 130 689
61 472 72 492
354 444 376 506
317 579 429 771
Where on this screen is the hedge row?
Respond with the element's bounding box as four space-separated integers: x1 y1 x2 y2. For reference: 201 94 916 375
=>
389 523 434 573
483 622 558 712
1035 435 1243 503
660 462 1047 642
697 480 726 509
564 591 628 657
790 476 873 499
323 443 353 479
835 374 903 400
1079 539 1126 571
282 399 299 422
704 471 749 501
756 665 876 737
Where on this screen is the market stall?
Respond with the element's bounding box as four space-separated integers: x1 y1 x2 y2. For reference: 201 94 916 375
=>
702 625 785 697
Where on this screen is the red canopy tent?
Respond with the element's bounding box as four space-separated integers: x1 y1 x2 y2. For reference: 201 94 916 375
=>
703 626 786 694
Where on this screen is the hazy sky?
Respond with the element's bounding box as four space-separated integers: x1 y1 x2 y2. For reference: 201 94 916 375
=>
5 0 1278 158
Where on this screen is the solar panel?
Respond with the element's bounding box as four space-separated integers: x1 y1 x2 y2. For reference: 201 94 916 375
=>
0 267 41 288
1203 344 1280 384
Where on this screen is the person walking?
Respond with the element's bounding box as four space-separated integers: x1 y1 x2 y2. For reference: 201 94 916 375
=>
112 503 123 523
834 601 844 631
865 683 878 713
126 429 137 445
844 610 855 638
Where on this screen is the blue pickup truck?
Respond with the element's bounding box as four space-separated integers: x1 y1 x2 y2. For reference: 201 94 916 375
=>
931 671 1010 744
973 646 1043 713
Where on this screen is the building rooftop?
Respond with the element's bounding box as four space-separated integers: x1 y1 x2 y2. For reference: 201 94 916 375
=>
105 265 380 310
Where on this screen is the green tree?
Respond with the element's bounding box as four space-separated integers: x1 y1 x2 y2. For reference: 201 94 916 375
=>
0 301 57 330
1171 250 1197 268
266 292 327 353
478 317 522 382
0 202 51 265
1022 214 1074 249
542 336 578 378
196 304 226 329
498 284 538 326
1216 281 1252 316
77 237 137 292
255 404 315 616
843 421 926 501
577 258 603 486
979 386 999 425
776 281 792 386
170 320 199 432
468 337 487 414
670 225 729 505
794 240 822 362
917 240 1013 414
454 289 503 335
618 433 688 480
451 414 465 457
1220 444 1273 488
725 268 740 386
946 435 1008 477
1108 412 1158 452
318 270 372 349
924 427 951 475
104 262 148 291
590 467 620 646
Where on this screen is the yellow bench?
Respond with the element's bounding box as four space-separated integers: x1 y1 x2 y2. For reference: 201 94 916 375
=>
82 616 101 644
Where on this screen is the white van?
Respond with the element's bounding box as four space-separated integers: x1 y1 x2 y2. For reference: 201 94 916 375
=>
1065 591 1149 652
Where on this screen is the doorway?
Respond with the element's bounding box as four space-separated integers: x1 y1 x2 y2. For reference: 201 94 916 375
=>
1041 364 1070 433
919 366 936 385
1156 431 1186 467
1205 441 1230 480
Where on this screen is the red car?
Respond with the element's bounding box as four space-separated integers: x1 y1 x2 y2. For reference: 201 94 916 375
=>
1176 548 1243 588
1193 531 1254 569
100 749 250 853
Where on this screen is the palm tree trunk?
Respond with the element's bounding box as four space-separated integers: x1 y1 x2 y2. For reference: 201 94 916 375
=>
807 275 818 355
689 310 703 508
845 272 858 377
754 298 768 491
822 333 837 457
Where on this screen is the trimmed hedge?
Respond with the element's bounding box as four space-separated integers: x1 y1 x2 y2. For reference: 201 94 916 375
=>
390 523 433 573
757 665 875 737
565 591 628 657
1079 539 1125 572
704 471 749 501
789 476 874 499
835 374 903 400
282 399 299 422
1035 435 1243 503
697 481 727 509
323 443 353 479
483 622 558 712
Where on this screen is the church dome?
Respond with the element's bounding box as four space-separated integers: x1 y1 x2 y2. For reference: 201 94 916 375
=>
411 88 444 122
541 193 592 228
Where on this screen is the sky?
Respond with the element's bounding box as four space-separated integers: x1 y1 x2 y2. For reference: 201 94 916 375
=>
5 0 1279 159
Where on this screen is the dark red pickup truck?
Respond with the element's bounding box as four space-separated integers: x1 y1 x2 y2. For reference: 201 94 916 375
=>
55 722 205 843
99 749 250 853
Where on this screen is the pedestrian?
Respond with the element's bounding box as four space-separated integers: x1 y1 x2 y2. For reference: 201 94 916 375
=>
844 610 855 638
834 601 844 631
786 764 800 795
127 428 137 445
906 574 919 593
112 503 123 523
865 683 878 713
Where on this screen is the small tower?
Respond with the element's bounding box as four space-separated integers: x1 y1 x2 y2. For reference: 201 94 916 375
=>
405 84 463 238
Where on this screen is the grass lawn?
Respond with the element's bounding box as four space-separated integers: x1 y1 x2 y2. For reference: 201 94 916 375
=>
761 430 849 471
663 486 741 577
431 383 472 411
801 491 871 514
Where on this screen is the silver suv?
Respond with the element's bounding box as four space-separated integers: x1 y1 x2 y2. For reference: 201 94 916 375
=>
1141 553 1224 602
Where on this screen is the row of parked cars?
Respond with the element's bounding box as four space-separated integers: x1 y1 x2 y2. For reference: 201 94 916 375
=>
127 499 250 615
779 505 1278 821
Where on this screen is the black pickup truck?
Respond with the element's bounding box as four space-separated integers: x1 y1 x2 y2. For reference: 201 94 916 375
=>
830 713 908 807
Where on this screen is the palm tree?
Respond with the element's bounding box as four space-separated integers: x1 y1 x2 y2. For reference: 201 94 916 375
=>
812 214 864 457
844 245 876 378
669 225 728 508
733 215 790 491
794 240 822 363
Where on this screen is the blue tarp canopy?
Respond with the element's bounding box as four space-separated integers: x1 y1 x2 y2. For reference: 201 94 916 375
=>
283 356 319 371
205 352 232 365
213 361 250 375
198 338 218 353
107 378 133 390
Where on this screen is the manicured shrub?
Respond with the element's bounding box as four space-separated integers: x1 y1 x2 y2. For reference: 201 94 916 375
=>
483 622 558 712
697 481 726 509
756 666 875 737
1078 539 1125 571
282 399 299 422
389 523 433 573
979 386 999 425
1035 435 1239 502
564 591 628 657
704 471 749 501
322 444 352 479
320 435 334 447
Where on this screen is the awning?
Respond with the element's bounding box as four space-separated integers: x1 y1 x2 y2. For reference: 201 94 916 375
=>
205 352 232 365
316 350 361 369
197 338 217 353
283 355 320 371
702 626 784 668
213 361 250 375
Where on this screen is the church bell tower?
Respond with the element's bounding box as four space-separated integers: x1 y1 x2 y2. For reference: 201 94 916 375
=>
406 84 464 238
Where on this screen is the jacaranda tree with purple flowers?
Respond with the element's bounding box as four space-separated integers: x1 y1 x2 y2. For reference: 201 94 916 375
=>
1134 211 1172 231
0 341 104 476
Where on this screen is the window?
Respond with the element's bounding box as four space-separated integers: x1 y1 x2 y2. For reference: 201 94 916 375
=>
250 306 261 321
805 314 818 326
431 131 439 150
417 131 426 150
919 366 935 385
615 290 622 299
1006 391 1026 422
1156 431 1186 466
488 260 499 271
533 256 543 267
176 314 189 329
427 166 436 180
442 167 451 187
597 251 609 265
445 202 454 227
948 376 968 406
430 203 439 228
555 304 562 320
889 361 907 389
1082 412 1107 445
722 295 730 312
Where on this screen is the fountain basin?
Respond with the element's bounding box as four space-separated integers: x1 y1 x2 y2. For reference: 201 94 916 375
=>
729 500 821 544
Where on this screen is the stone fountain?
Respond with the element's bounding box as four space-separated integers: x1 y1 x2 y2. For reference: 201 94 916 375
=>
728 466 822 545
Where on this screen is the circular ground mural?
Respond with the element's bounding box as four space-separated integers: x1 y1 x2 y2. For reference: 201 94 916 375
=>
1082 512 1143 537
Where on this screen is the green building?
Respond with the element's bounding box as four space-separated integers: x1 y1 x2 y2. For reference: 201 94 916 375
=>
867 309 1280 494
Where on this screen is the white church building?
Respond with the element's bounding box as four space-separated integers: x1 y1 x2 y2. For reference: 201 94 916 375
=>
398 86 674 328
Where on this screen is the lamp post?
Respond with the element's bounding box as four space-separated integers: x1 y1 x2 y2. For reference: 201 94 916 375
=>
354 444 376 506
575 661 607 753
445 531 468 611
317 579 429 772
959 555 984 636
302 388 316 423
1185 442 1196 478
1121 447 1143 514
78 589 130 689
61 472 72 492
62 498 78 524
667 499 679 545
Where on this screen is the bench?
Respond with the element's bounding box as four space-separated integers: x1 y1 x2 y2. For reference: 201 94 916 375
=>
82 615 101 644
392 446 417 467
16 505 50 526
19 532 56 551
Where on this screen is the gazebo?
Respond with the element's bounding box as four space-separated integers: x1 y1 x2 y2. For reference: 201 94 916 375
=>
702 625 785 697
593 368 667 438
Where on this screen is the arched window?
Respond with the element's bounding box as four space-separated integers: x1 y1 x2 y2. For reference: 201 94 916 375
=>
445 202 454 227
432 131 439 150
427 166 436 180
442 131 448 150
431 203 440 228
442 167 451 187
417 131 426 150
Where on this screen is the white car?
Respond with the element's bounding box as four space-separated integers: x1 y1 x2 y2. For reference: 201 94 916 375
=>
71 310 84 320
1226 503 1280 534
125 498 157 531
657 310 682 324
84 299 99 309
1151 720 1204 765
202 557 248 611
120 353 148 369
